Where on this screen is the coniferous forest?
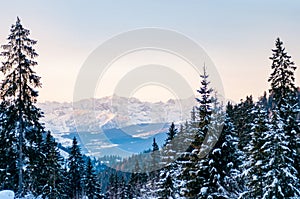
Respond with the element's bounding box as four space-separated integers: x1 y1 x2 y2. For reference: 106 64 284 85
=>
0 18 300 199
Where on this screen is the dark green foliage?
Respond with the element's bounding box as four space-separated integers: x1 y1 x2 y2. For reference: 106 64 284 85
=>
261 110 300 198
84 157 102 199
157 170 174 199
241 104 269 198
192 66 213 150
0 17 46 197
0 103 18 191
128 160 143 198
165 122 177 145
233 95 255 152
41 132 65 199
67 137 84 199
268 38 298 115
157 123 179 198
179 66 214 198
152 138 159 152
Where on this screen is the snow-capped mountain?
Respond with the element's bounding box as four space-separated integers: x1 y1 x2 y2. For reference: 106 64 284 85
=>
38 96 196 157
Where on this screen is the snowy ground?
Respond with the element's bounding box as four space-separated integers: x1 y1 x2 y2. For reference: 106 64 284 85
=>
0 190 14 199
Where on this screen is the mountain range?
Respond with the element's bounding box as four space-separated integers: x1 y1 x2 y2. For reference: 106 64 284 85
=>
38 96 196 157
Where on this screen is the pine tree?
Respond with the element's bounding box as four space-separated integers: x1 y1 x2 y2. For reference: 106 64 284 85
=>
268 38 298 115
221 103 243 197
233 96 255 152
128 160 143 198
196 94 228 199
67 137 84 199
268 37 300 186
0 103 18 191
165 122 177 145
157 123 179 198
0 17 45 197
84 157 102 199
41 132 65 199
179 66 213 198
261 110 300 198
152 137 159 152
161 122 178 165
240 104 269 199
157 170 174 199
106 172 118 198
150 138 160 173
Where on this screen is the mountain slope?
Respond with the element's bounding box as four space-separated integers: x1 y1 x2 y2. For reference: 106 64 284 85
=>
38 96 195 157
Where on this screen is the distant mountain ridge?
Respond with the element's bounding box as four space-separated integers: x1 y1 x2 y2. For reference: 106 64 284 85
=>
38 96 196 157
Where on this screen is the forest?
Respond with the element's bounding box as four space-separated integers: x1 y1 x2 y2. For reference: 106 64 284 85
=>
0 18 299 199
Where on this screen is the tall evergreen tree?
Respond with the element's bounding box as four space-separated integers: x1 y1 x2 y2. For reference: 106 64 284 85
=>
261 110 300 198
193 66 213 152
67 137 84 199
41 132 65 199
0 17 45 196
233 96 255 152
106 172 118 199
157 123 179 198
0 102 18 191
128 160 143 198
268 37 300 184
179 66 213 198
268 38 298 115
241 104 270 199
84 157 102 199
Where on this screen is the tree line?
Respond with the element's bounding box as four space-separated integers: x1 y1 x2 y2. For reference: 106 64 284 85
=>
104 40 300 198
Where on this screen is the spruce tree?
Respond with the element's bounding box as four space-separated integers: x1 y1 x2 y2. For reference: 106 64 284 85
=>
150 138 160 173
268 38 300 186
128 160 143 198
241 104 269 199
67 137 84 199
221 103 243 197
180 66 213 198
41 132 65 199
268 38 298 115
157 123 179 198
0 103 18 191
165 122 177 145
233 96 255 152
157 171 174 199
106 172 118 198
84 157 102 199
261 110 300 198
193 66 213 151
0 17 45 196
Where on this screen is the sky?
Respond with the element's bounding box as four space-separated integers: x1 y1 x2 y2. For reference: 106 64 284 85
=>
0 0 299 103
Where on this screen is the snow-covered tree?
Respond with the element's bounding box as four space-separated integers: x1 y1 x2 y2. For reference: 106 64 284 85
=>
268 38 300 178
268 38 298 115
233 96 255 152
150 138 160 174
128 160 143 198
197 99 242 199
157 123 179 198
0 17 45 197
0 103 18 191
41 132 65 199
84 157 102 199
240 104 270 198
67 137 85 199
261 110 300 198
178 66 214 198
